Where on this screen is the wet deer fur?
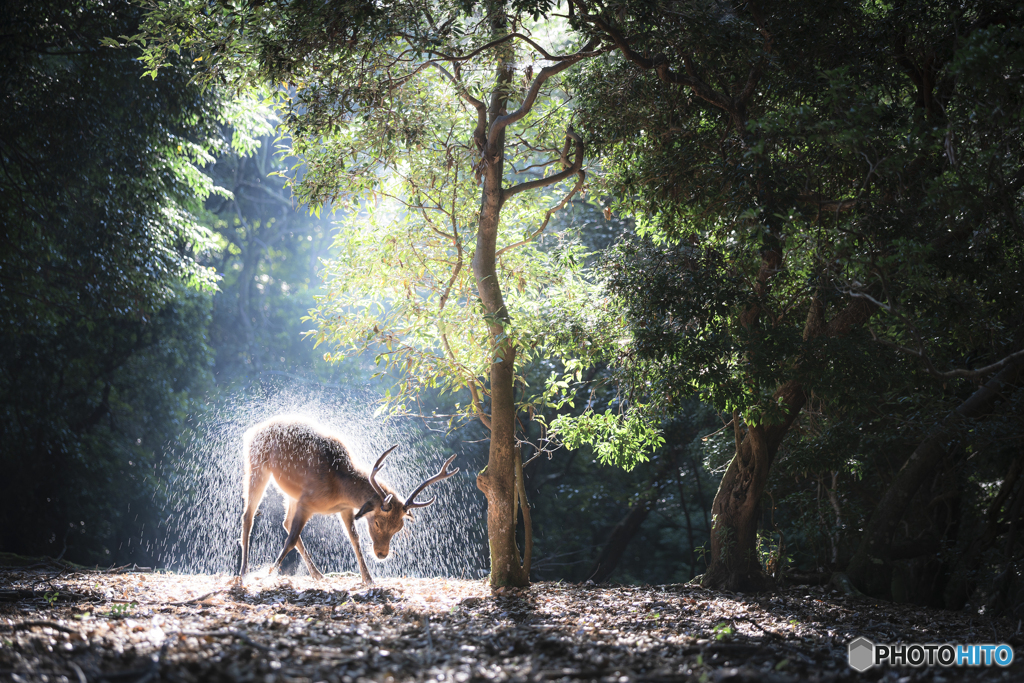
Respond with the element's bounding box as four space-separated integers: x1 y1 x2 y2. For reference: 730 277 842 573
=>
240 415 458 584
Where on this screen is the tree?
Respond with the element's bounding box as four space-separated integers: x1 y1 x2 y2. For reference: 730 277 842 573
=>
139 0 610 586
843 10 1024 597
568 0 1024 590
565 0 875 590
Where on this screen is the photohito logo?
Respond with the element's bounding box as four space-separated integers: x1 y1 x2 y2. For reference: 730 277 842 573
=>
847 637 1014 672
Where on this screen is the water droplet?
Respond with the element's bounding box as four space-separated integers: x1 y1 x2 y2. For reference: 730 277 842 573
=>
153 380 487 580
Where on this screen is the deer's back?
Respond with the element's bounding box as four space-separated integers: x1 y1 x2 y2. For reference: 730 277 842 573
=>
244 415 371 510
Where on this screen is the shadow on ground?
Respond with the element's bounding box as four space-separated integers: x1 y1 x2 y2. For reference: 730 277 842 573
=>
1 563 1021 681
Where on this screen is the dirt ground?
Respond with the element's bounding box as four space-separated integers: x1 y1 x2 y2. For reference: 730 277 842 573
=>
1 563 1022 682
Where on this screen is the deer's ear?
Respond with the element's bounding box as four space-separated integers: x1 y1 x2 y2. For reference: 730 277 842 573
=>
354 499 376 520
404 511 415 523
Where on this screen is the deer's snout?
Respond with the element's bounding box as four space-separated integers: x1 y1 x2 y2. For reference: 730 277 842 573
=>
375 549 389 559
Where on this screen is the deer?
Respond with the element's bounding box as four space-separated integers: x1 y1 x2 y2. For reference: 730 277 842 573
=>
239 414 459 585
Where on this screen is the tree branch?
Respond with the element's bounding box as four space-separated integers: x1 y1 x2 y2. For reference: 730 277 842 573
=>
438 178 464 312
496 130 585 258
870 332 1024 381
485 40 602 149
441 333 491 430
842 275 994 379
427 62 487 150
468 379 492 431
415 31 599 63
933 349 1024 380
583 14 734 117
796 194 863 212
502 128 583 204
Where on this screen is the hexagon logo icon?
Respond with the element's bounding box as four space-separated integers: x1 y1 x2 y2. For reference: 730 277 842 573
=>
848 637 875 672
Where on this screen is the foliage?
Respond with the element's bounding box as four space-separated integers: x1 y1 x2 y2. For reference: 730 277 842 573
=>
0 0 231 564
549 406 663 471
297 54 593 431
576 0 1023 415
565 0 1024 590
139 0 610 433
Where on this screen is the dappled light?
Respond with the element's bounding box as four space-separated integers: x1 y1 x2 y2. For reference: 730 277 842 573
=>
3 565 1022 681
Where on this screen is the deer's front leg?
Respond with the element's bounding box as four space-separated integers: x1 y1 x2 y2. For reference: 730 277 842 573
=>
339 509 373 585
272 501 314 574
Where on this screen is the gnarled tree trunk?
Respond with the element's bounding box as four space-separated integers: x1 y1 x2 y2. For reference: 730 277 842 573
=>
702 381 805 591
701 298 875 592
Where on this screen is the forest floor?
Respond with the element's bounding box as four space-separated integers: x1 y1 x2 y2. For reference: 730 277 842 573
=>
1 562 1022 682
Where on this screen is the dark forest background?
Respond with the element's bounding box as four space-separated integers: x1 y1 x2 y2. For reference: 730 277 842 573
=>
2 0 1023 618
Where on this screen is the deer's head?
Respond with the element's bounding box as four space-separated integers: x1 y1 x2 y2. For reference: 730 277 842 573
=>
355 447 459 560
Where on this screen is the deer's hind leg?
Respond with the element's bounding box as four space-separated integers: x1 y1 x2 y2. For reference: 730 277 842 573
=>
281 498 325 580
240 466 272 578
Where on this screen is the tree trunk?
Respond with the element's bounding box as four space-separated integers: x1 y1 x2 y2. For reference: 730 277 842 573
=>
701 380 806 592
476 342 528 586
237 231 262 373
690 456 711 534
588 453 681 583
677 469 697 575
698 295 874 592
846 358 1024 598
472 0 529 588
943 456 1022 609
588 499 651 583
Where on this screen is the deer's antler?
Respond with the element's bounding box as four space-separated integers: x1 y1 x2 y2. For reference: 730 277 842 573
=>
404 454 459 509
369 445 398 511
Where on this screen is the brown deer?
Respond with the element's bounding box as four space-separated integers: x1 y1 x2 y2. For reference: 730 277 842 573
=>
239 414 458 584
